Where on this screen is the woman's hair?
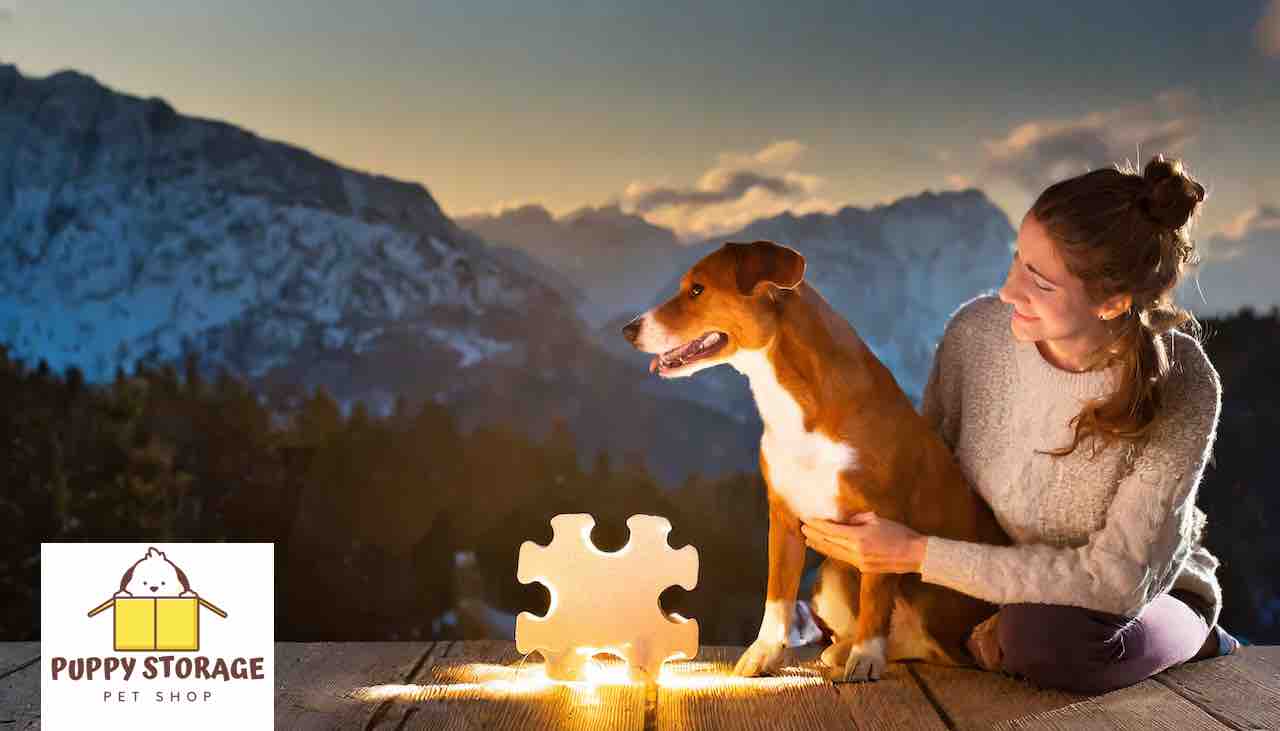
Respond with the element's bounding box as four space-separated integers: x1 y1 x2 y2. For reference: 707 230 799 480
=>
1029 154 1207 458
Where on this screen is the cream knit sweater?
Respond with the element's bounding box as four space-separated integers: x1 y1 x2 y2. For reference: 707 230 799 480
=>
918 293 1225 629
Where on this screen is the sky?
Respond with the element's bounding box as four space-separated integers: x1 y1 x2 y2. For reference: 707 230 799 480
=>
1 1 1278 254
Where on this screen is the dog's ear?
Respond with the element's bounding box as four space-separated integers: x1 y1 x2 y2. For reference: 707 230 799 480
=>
726 240 805 296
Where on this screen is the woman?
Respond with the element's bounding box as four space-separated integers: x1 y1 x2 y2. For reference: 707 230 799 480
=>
800 154 1239 695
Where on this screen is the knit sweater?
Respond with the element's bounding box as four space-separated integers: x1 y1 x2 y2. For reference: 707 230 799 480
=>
918 292 1225 629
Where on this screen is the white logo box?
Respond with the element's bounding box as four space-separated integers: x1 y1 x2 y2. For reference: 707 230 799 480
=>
41 543 274 731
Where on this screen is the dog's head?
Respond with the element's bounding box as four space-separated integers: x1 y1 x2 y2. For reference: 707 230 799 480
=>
622 240 806 378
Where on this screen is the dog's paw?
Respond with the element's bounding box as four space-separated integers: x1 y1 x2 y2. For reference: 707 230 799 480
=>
824 637 886 683
820 639 854 676
733 639 785 677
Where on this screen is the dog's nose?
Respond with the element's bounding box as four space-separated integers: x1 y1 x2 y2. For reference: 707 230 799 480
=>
622 318 642 343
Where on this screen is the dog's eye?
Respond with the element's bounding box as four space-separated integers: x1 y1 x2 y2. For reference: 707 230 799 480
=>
690 283 704 298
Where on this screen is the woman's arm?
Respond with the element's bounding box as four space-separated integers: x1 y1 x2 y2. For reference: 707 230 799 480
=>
920 309 965 452
919 353 1222 616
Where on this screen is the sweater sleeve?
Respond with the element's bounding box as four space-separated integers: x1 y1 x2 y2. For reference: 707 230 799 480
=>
920 349 1223 617
920 309 965 452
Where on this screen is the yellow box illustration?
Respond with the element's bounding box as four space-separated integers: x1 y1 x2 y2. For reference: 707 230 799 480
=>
89 596 225 652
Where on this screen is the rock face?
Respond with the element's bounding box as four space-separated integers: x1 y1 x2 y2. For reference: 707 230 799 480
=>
0 64 761 486
0 63 552 382
0 64 1016 485
459 203 688 328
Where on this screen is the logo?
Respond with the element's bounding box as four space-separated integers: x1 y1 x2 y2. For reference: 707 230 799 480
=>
42 543 273 730
87 547 228 652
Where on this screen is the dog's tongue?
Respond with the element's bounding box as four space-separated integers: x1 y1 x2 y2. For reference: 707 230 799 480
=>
649 356 659 374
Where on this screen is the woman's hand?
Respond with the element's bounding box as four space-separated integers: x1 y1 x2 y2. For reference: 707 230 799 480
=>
800 512 928 574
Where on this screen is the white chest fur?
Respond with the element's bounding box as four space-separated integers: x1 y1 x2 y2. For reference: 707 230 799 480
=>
730 348 857 521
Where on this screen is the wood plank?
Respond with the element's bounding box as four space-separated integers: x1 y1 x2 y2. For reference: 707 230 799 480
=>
1239 644 1280 673
992 678 1228 730
832 660 951 730
274 641 434 730
0 642 38 678
0 661 40 730
393 639 646 730
1153 646 1280 730
363 641 457 730
912 662 1087 730
655 645 941 731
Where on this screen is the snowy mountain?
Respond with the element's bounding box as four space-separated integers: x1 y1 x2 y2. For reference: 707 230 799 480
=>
458 203 687 327
0 64 760 486
703 190 1016 404
0 64 539 381
574 192 1015 422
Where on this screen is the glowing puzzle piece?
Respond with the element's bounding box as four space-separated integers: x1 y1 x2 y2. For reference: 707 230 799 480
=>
516 513 699 682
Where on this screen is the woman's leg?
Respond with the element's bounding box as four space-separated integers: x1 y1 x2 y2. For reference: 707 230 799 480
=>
996 592 1212 694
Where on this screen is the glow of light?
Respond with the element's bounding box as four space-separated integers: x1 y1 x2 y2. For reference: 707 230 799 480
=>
349 655 827 705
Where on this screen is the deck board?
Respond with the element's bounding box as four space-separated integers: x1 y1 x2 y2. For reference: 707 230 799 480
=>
5 641 1278 728
912 661 1087 729
0 642 39 678
1153 646 1280 731
992 678 1229 730
0 660 40 730
274 640 434 729
655 645 874 730
390 639 648 730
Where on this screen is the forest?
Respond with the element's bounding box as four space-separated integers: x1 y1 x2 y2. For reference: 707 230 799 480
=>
2 308 1276 646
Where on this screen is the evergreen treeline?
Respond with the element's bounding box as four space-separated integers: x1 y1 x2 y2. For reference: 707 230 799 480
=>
2 307 1276 645
0 347 777 644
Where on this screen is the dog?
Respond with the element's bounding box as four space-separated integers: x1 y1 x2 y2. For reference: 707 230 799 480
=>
113 547 198 599
622 240 1010 682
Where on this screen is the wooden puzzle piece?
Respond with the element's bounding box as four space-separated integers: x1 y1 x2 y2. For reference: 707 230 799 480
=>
516 513 699 682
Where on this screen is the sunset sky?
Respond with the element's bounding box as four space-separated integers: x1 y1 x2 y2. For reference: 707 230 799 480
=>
2 0 1278 248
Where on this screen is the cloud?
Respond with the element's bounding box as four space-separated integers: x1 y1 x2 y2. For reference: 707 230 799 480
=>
715 139 807 168
1204 204 1280 261
620 139 840 242
456 198 554 221
977 91 1200 195
625 169 807 214
1258 0 1280 57
1175 203 1280 316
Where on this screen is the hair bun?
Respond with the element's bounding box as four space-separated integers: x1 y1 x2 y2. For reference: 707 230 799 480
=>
1138 154 1205 230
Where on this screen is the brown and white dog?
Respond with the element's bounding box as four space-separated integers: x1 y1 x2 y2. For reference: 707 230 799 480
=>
622 240 1010 682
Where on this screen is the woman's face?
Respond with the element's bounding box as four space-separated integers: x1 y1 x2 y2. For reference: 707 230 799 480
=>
997 213 1126 358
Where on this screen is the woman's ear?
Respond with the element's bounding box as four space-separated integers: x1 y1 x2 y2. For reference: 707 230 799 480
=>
726 240 806 296
1097 292 1133 321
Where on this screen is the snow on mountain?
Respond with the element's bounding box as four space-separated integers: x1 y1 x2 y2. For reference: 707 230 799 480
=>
0 63 764 487
0 63 552 383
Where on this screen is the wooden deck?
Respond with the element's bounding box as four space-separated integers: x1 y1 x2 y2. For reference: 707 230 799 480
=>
3 641 1278 729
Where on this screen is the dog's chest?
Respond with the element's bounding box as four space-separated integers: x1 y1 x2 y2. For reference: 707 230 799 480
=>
761 428 855 521
734 349 857 521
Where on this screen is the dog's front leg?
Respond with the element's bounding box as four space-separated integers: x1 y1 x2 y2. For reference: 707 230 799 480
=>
827 572 899 682
733 500 805 677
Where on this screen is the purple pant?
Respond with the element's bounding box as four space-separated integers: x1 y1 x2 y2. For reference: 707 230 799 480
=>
997 589 1220 694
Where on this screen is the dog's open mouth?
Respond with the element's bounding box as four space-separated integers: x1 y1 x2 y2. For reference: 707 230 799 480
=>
650 331 728 375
